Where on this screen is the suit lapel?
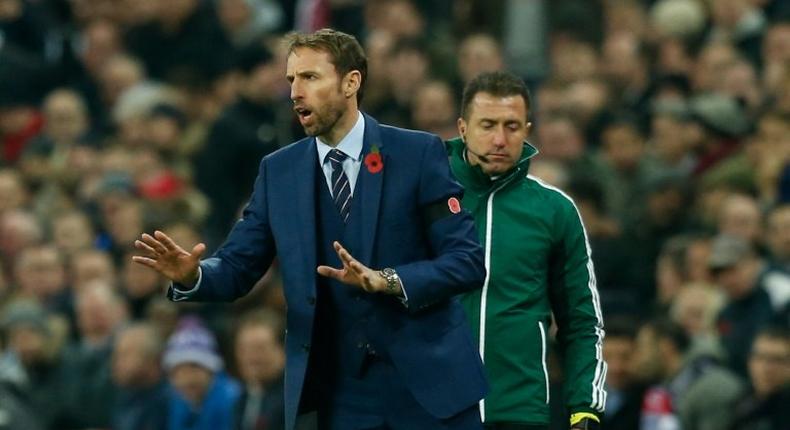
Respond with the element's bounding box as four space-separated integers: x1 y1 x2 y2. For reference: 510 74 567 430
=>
292 139 318 275
357 114 384 265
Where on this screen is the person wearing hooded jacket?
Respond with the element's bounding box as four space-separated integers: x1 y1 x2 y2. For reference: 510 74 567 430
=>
446 71 606 430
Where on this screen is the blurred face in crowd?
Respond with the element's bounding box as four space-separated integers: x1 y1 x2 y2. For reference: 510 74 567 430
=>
388 47 429 97
7 325 49 367
103 198 144 248
692 42 737 92
112 325 161 387
458 35 504 84
712 257 760 299
79 20 122 76
602 123 644 172
412 81 456 135
98 55 145 107
52 211 95 256
631 326 664 382
536 116 585 164
604 335 635 390
71 250 116 291
76 282 127 342
235 324 285 386
458 92 532 176
43 89 90 144
670 286 723 337
287 47 360 144
218 0 252 31
170 363 213 405
763 23 790 64
0 0 22 19
748 335 790 397
718 194 762 245
244 61 283 104
14 246 67 300
651 113 691 163
0 169 29 214
767 206 790 263
0 211 42 261
377 0 424 39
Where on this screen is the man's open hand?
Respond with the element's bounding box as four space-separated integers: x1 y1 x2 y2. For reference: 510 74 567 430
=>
132 230 206 286
317 241 400 295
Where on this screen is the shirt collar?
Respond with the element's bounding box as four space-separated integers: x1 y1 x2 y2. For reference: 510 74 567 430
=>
316 112 365 165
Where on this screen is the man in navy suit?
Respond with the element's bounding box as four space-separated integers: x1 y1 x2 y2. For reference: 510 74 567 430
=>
133 29 487 430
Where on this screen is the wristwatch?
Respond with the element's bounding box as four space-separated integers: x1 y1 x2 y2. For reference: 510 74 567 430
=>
378 268 400 294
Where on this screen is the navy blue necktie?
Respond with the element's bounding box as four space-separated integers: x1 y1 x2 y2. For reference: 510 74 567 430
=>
328 149 352 223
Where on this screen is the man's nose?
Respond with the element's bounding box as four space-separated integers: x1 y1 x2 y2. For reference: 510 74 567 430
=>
492 128 507 147
290 81 302 101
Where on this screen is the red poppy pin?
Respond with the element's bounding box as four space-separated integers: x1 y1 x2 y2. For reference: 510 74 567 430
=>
447 197 461 214
364 145 383 174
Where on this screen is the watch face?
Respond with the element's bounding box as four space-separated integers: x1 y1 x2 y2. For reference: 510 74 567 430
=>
382 268 396 277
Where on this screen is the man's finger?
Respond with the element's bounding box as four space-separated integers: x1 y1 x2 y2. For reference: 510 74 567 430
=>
317 265 344 280
154 230 181 252
349 260 366 276
134 240 157 255
132 256 158 269
191 243 207 259
140 233 167 254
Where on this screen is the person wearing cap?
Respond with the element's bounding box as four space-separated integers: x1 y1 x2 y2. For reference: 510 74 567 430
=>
164 317 241 430
687 93 751 177
710 234 777 377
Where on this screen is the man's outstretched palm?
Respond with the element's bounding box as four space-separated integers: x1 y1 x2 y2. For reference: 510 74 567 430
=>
132 230 206 286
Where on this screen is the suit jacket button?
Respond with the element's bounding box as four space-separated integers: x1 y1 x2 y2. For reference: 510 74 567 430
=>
307 296 316 305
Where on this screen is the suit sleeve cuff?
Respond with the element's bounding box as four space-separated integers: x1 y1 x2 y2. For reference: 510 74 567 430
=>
169 267 202 302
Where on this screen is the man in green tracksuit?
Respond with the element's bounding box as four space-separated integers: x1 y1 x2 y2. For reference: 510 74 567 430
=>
448 71 606 430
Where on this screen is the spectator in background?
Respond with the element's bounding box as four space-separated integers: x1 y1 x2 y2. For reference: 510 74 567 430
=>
50 209 97 258
0 77 44 166
12 244 70 316
410 80 457 140
61 281 128 428
593 114 652 228
0 300 69 428
601 317 643 430
456 33 504 89
217 0 283 48
0 210 43 276
375 38 430 127
234 310 285 430
112 322 169 430
766 204 790 274
195 42 286 249
717 193 763 248
709 234 776 376
19 88 92 188
122 249 166 320
164 317 241 430
70 248 117 292
0 168 30 214
729 326 790 430
633 318 743 430
123 0 232 84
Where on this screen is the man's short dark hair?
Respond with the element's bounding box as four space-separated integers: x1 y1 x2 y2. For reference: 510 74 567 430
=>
645 318 691 354
285 28 368 103
461 71 532 120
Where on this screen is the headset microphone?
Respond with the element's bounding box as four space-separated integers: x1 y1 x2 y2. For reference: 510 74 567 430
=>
461 135 490 163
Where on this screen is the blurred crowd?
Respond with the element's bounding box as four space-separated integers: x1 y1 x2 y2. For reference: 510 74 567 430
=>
1 0 790 429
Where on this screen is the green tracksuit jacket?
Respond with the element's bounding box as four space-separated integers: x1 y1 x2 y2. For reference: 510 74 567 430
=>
446 137 606 425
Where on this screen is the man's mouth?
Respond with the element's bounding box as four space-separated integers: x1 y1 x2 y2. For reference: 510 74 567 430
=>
294 106 313 123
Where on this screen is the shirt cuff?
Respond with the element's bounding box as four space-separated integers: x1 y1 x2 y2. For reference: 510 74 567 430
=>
398 277 408 306
170 268 202 302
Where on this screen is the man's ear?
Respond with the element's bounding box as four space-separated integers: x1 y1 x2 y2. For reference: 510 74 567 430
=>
344 70 362 98
457 117 466 139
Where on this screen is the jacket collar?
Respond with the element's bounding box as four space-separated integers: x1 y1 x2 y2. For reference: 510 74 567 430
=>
446 137 538 192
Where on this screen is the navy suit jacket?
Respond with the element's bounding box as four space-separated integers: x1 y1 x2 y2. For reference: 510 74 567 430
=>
171 114 487 430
